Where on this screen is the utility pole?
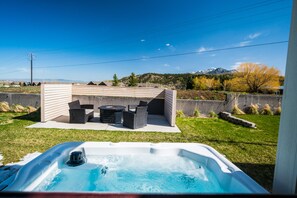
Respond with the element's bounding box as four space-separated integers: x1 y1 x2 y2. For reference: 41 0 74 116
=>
30 53 33 85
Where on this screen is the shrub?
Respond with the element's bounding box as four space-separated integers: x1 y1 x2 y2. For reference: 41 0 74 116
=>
25 106 37 113
275 106 281 115
261 104 274 115
193 108 200 117
232 104 245 115
11 104 25 113
0 102 10 112
209 111 218 118
176 110 185 118
245 103 259 115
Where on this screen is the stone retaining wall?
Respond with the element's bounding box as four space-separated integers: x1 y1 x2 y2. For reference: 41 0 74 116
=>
219 112 256 128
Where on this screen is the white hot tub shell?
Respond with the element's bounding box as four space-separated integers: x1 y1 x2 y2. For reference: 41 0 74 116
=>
4 142 268 193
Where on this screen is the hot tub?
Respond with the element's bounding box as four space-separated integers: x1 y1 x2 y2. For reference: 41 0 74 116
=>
4 142 268 193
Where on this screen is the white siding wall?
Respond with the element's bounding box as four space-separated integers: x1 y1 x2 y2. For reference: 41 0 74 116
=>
164 90 176 127
41 84 72 122
72 85 165 98
273 1 297 194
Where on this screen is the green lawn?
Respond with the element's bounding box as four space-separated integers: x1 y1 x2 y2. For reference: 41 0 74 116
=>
0 112 279 192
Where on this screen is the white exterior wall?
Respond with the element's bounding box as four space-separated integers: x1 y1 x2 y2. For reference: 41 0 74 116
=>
273 1 297 194
164 89 177 127
41 84 72 122
72 85 165 98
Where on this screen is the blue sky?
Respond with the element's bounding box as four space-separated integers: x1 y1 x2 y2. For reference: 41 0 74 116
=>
0 0 293 81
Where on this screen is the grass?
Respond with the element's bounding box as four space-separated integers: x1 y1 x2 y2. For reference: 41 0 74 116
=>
0 112 279 192
0 86 40 94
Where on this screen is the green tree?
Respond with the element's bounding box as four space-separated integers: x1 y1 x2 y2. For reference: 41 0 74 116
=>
128 72 138 87
186 77 194 89
112 74 119 86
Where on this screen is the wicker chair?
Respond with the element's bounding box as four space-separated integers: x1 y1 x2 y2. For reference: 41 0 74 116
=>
123 106 148 129
128 101 148 112
68 100 94 124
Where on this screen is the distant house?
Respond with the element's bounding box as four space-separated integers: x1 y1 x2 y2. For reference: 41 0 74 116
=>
87 81 97 85
98 81 112 86
275 86 284 95
261 85 284 95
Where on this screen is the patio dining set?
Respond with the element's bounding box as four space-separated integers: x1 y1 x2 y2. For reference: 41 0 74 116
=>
68 100 148 129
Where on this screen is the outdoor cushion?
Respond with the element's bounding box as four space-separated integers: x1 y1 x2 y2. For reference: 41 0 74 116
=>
128 101 148 113
68 100 81 109
85 109 93 114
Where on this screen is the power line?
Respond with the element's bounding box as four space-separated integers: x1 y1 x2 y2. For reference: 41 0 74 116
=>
34 7 289 64
141 7 290 45
38 6 290 57
35 40 288 69
32 0 285 54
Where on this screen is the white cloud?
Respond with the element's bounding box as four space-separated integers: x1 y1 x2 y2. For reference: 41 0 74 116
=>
141 56 148 61
238 41 251 47
165 43 176 51
197 46 213 53
163 63 170 67
140 39 145 42
235 32 261 47
231 61 261 69
175 66 181 70
168 45 176 52
210 54 216 57
157 48 161 51
248 32 261 40
231 62 243 70
17 67 29 73
198 47 206 52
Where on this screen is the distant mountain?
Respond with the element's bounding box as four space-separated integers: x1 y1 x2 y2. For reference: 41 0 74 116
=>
196 67 236 75
120 70 234 89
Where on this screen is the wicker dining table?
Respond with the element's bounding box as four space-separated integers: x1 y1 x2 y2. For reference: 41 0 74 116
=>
98 105 126 124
